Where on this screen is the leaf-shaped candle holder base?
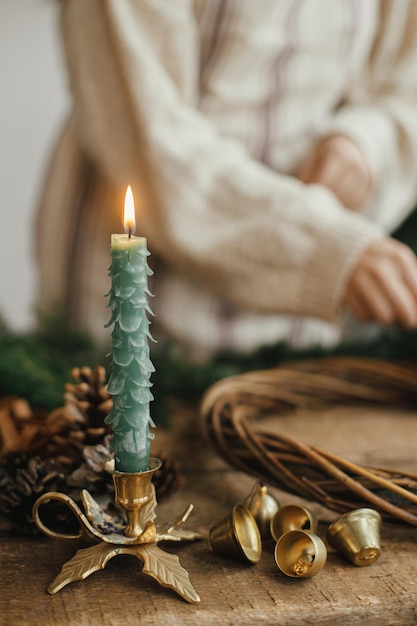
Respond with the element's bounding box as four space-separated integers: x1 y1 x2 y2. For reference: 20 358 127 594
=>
32 458 201 604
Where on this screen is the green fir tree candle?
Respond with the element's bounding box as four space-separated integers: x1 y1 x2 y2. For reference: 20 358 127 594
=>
104 187 155 473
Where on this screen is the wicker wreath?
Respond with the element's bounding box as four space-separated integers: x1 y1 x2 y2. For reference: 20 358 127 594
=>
200 357 417 526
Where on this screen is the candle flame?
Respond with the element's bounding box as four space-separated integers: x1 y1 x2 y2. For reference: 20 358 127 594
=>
123 185 136 236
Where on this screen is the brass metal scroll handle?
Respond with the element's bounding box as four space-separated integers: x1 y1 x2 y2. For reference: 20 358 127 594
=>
32 491 92 541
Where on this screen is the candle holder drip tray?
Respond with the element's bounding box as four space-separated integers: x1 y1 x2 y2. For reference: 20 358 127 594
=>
32 458 201 603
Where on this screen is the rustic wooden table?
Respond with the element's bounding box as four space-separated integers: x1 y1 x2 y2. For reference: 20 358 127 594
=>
2 402 417 625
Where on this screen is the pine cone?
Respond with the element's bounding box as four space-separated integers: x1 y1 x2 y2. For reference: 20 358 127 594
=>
0 366 182 535
38 366 113 467
65 366 112 432
0 453 66 535
67 436 114 492
153 450 184 501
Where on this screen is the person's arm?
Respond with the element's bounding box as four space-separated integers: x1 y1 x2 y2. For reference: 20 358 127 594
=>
297 134 374 213
61 0 384 323
304 1 417 232
295 1 417 328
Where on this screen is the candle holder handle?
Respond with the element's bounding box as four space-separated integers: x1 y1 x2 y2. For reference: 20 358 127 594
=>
32 458 201 603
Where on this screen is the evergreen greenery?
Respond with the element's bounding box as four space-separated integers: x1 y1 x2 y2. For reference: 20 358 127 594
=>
0 311 101 411
0 309 416 426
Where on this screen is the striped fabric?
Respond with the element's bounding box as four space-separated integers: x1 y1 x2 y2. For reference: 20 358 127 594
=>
36 0 417 358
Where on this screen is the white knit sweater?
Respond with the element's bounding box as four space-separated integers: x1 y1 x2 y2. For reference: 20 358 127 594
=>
37 0 417 358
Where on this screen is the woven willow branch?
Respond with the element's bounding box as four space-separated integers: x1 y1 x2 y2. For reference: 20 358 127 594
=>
200 357 417 526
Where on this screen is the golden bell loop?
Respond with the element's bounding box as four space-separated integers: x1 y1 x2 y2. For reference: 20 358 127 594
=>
209 503 262 564
274 530 327 578
243 482 280 539
270 504 317 542
326 507 382 567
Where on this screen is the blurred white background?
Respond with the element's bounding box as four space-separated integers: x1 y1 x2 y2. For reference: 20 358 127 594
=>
0 0 69 331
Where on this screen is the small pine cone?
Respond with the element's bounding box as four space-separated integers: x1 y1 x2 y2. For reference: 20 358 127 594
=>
0 453 66 535
153 451 184 501
67 437 114 492
39 366 113 467
65 366 113 434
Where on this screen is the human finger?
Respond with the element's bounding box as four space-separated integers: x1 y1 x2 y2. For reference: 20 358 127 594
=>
373 259 417 328
344 289 373 322
391 242 417 299
349 268 397 326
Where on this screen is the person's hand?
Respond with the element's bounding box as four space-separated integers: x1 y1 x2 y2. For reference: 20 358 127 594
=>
298 134 373 212
343 238 417 328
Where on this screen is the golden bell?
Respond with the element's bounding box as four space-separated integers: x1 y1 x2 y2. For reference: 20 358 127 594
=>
326 508 382 567
243 482 280 539
270 504 317 541
274 530 327 578
209 503 262 564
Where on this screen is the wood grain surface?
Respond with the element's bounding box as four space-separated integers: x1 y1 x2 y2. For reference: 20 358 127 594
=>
2 402 417 625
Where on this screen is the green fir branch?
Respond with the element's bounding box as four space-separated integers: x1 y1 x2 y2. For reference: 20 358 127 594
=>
0 309 416 422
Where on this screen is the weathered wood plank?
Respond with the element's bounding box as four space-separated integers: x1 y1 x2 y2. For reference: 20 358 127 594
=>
2 404 417 625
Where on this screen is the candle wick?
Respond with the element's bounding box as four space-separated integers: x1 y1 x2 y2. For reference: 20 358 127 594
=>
128 227 132 239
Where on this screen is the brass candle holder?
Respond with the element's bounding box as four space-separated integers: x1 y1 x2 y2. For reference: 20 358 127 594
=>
32 458 201 603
